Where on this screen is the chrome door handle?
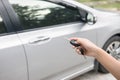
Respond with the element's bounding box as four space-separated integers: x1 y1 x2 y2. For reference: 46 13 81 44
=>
29 36 50 44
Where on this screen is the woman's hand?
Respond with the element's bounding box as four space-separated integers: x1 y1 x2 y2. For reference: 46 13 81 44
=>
69 37 100 57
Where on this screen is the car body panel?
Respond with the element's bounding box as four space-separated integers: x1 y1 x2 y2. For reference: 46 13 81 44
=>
0 34 28 80
17 22 96 80
95 13 120 48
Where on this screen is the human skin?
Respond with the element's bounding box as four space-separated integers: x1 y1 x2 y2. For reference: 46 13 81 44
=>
70 37 120 80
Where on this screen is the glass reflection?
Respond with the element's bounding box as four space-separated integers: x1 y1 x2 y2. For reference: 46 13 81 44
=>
0 16 6 33
10 0 81 29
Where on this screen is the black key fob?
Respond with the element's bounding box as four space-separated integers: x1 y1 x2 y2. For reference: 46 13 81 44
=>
70 40 80 47
70 40 84 55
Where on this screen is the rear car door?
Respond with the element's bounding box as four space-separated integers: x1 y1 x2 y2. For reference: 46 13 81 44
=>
0 1 28 80
9 0 97 80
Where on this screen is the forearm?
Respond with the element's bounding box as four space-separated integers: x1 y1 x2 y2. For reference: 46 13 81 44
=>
95 48 120 80
70 37 120 79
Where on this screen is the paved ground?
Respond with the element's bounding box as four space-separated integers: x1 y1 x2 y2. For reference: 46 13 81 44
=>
72 70 116 80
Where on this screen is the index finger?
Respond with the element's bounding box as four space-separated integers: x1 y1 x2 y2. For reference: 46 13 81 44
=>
69 37 79 41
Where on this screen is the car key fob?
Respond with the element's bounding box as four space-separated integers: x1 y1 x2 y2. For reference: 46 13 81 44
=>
70 40 80 47
70 40 84 55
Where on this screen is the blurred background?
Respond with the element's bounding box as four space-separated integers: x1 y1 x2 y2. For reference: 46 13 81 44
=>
76 0 120 12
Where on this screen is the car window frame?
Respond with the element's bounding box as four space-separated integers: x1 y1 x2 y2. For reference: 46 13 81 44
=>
0 0 16 36
2 0 23 32
7 0 85 33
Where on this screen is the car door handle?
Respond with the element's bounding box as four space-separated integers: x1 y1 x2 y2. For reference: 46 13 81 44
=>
29 36 50 44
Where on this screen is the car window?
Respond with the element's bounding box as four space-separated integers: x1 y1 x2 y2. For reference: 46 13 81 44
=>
0 15 7 33
9 0 81 30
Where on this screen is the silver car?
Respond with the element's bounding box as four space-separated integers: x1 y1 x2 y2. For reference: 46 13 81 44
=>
0 0 120 80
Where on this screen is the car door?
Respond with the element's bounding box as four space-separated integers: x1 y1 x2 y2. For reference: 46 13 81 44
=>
0 1 28 80
9 0 97 80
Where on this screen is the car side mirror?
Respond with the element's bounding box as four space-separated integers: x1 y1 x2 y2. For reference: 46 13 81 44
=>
86 13 97 24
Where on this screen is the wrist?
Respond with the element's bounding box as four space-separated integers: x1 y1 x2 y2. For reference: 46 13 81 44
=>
93 47 104 58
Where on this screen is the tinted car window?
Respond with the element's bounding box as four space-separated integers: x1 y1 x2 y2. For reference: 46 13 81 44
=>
0 15 7 33
9 0 81 30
